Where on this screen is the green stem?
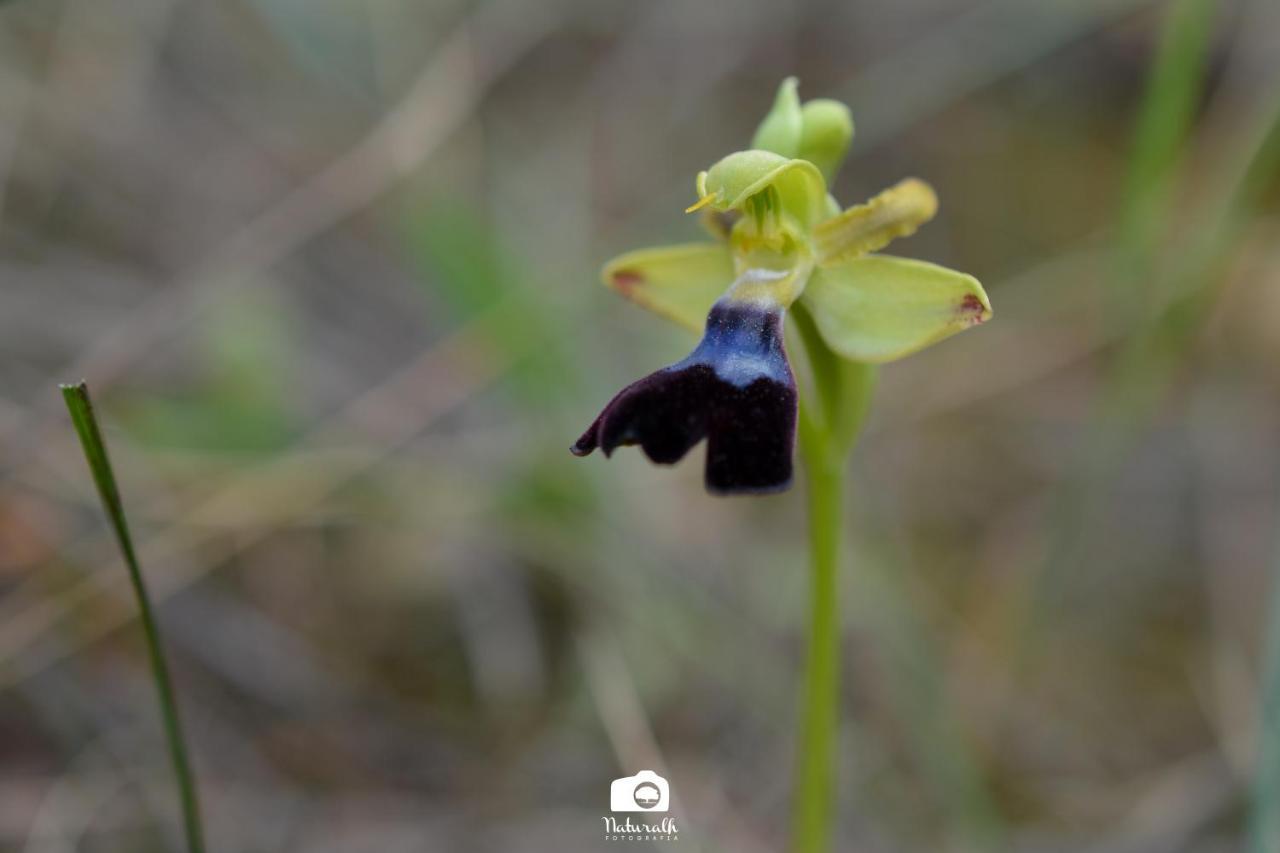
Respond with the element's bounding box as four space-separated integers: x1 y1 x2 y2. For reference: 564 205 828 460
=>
792 431 843 853
61 383 207 853
789 303 874 853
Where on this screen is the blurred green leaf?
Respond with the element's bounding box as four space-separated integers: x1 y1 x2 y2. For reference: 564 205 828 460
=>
403 197 580 405
120 293 296 452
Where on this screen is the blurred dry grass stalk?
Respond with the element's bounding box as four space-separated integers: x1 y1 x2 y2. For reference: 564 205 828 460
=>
0 0 1279 850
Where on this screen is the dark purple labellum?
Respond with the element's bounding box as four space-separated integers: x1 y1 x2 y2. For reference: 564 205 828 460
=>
572 301 797 495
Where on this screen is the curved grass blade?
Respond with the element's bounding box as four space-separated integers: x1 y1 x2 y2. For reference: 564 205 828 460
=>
1250 503 1280 853
60 382 207 853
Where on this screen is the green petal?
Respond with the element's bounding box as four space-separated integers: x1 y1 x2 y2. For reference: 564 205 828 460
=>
814 178 938 266
798 98 854 184
601 243 733 332
751 77 802 157
691 150 828 227
800 254 991 363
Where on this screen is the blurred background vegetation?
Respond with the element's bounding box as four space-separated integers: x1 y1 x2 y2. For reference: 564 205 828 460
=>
0 0 1279 850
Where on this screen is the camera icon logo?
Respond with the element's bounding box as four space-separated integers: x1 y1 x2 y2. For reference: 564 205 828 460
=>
609 770 670 812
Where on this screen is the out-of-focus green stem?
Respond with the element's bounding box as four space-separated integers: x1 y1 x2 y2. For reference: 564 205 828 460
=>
61 382 207 853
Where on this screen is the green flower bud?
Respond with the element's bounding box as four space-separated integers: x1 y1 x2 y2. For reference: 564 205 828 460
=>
798 99 854 183
751 77 802 157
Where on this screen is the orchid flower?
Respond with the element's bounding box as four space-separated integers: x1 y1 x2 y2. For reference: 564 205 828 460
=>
573 78 991 494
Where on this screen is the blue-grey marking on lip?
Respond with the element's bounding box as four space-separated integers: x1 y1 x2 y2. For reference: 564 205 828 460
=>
672 300 791 388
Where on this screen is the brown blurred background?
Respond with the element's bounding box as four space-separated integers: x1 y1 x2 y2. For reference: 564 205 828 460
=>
1 0 1279 850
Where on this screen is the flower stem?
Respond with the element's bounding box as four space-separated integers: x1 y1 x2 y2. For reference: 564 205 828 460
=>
792 434 843 853
61 383 207 853
789 303 875 853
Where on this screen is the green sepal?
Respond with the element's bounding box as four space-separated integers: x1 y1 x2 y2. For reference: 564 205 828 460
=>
800 254 992 363
601 242 733 332
692 150 828 227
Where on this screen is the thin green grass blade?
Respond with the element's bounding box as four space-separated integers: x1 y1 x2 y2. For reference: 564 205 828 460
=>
1019 4 1272 658
1024 95 1280 663
1115 0 1216 305
1251 523 1280 853
60 382 207 853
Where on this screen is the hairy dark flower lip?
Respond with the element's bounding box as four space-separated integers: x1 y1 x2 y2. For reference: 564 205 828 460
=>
572 301 797 495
